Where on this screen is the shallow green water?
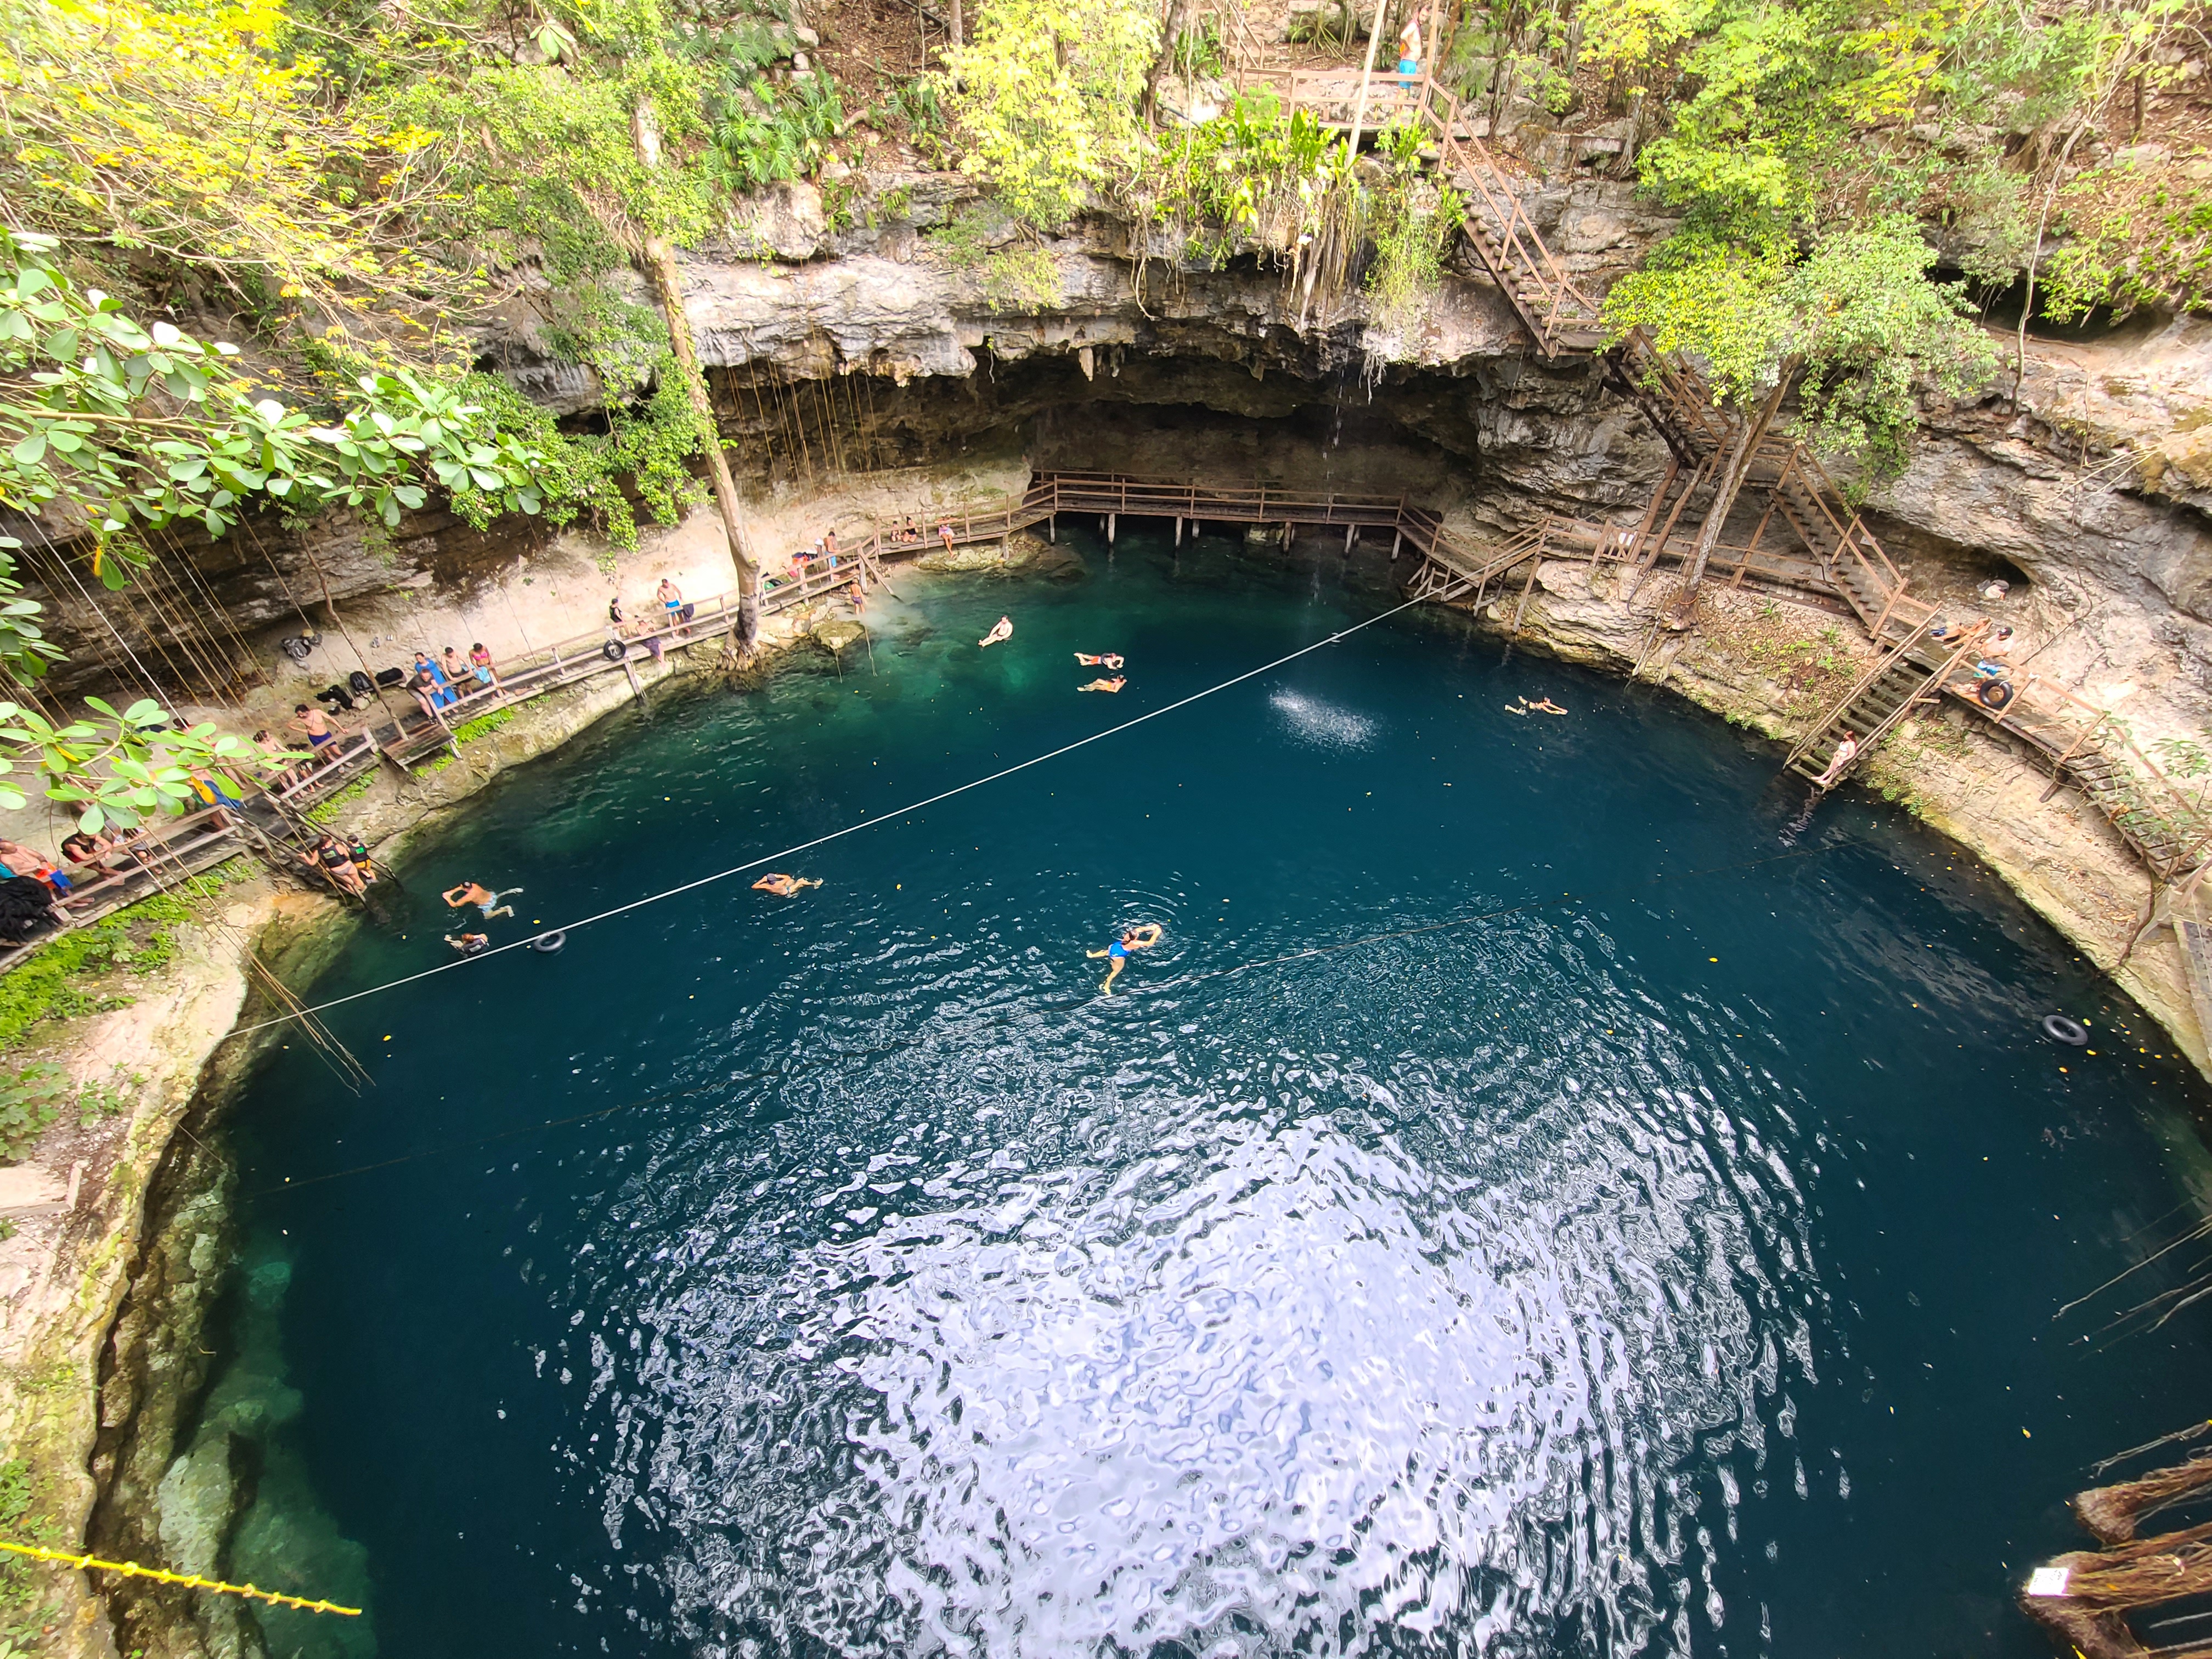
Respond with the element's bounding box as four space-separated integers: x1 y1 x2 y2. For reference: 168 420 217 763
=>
201 526 2212 1658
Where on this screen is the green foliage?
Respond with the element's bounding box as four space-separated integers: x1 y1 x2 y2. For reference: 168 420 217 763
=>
1366 120 1467 333
1578 0 1714 87
0 1064 67 1161
949 0 1161 229
302 772 374 826
0 231 551 653
0 1462 28 1527
2040 162 2212 323
0 0 474 343
452 707 517 743
0 891 193 1053
1147 91 1353 260
459 371 703 554
76 1067 140 1124
703 67 845 192
0 694 278 830
1604 214 1994 474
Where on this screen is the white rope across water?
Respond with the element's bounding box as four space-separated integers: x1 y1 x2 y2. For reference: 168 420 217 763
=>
233 592 1440 1039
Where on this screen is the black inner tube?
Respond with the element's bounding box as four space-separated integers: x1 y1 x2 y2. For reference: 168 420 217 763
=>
529 929 567 953
2042 1013 2088 1045
602 639 625 662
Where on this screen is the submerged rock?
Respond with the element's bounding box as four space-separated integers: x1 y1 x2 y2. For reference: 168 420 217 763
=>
913 541 1010 573
811 618 868 653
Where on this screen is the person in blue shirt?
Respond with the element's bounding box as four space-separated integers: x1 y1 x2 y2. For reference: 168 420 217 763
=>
1087 922 1163 994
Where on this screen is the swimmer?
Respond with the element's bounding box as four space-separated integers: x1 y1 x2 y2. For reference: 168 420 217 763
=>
1504 698 1527 715
1079 676 1126 693
1075 652 1125 670
445 932 490 956
752 873 822 896
442 879 522 920
1086 922 1162 994
979 616 1013 648
1528 698 1567 715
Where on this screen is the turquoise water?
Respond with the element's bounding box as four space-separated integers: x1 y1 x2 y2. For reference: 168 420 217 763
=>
205 525 2212 1658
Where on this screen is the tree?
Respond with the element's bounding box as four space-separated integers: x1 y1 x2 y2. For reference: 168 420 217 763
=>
948 0 1161 229
0 231 552 685
1602 215 1995 478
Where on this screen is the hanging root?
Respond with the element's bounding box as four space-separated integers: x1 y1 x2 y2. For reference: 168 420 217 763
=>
2076 1456 2212 1545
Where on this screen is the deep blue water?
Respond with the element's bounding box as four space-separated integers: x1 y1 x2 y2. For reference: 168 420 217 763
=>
204 526 2212 1659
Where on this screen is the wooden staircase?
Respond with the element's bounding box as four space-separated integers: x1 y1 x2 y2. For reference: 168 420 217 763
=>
1785 622 1980 789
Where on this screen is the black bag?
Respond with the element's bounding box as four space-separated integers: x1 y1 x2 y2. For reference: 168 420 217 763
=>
348 670 374 696
313 683 357 712
375 666 407 688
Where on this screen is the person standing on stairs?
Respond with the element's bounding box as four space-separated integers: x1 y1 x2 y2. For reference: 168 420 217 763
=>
1812 731 1859 791
1396 14 1421 91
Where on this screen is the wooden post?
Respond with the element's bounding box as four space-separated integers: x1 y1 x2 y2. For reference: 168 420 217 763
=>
1390 528 1403 561
1048 515 1056 544
1344 523 1356 555
1868 579 1907 642
622 656 644 700
1107 512 1116 545
1175 517 1183 546
1676 376 1787 610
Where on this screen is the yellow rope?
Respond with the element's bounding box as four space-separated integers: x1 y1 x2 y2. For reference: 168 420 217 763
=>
0 1541 361 1617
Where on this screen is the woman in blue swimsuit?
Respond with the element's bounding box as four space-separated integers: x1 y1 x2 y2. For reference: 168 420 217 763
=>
1087 922 1163 994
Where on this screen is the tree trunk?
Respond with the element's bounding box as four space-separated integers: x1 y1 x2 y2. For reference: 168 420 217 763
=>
1668 373 1787 627
1144 0 1190 120
946 0 961 52
631 98 761 646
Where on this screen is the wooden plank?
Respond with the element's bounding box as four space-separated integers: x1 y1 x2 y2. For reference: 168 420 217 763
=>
2180 921 2212 1057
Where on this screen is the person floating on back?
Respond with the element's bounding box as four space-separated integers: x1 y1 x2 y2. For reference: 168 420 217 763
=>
979 616 1013 648
444 879 521 920
1079 675 1126 693
752 873 822 896
1528 697 1567 715
1087 922 1163 994
1075 652 1124 670
445 932 489 955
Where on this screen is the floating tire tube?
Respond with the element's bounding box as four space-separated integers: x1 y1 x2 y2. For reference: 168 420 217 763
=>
529 930 567 954
2042 1013 2089 1045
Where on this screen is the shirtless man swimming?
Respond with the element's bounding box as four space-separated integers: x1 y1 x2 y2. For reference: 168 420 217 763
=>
979 616 1013 648
752 873 822 896
1078 676 1126 693
443 879 521 921
1075 652 1124 670
1087 922 1162 994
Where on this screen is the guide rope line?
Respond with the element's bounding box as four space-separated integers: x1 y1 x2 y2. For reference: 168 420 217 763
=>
232 595 1437 1039
249 838 1852 1200
0 1539 361 1617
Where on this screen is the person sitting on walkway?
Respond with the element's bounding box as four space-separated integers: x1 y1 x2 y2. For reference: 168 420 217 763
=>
409 661 447 722
313 836 368 898
61 830 129 881
443 879 520 919
979 616 1013 648
938 521 956 551
900 517 918 544
1079 675 1126 693
1087 922 1163 995
443 647 477 700
752 873 822 896
1075 652 1124 670
1812 731 1859 790
0 875 66 940
0 839 71 901
469 642 499 691
445 931 490 955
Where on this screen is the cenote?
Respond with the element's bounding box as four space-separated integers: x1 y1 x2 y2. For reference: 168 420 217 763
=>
186 526 2212 1658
